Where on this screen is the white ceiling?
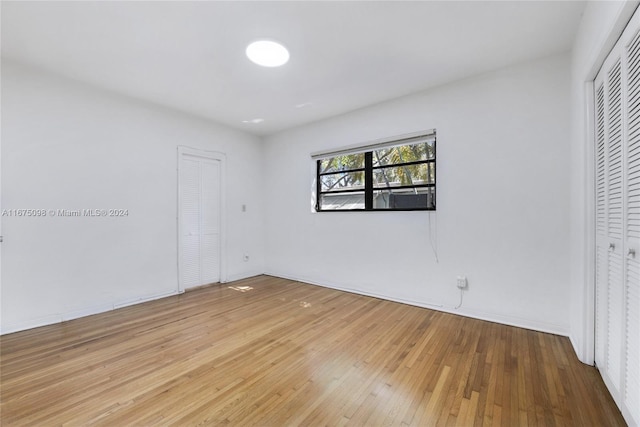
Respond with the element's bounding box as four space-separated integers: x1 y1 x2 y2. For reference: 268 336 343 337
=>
1 1 585 136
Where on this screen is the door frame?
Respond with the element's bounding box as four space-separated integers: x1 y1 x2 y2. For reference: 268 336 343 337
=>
177 146 227 293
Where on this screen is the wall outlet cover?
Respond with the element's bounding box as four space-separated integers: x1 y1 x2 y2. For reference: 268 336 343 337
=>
456 276 467 289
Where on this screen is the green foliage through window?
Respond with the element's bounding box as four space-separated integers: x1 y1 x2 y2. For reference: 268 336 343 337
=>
316 134 436 211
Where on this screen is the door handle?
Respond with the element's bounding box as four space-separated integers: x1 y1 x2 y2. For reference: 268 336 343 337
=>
629 248 636 258
609 243 615 251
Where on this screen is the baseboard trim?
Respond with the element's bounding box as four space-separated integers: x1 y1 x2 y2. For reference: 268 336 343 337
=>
61 303 114 322
225 271 264 283
569 333 594 366
185 282 219 292
1 271 569 339
1 289 179 335
265 271 569 337
0 314 62 336
1 271 266 335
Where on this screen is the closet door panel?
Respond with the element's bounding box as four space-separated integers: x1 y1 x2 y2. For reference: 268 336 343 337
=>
606 249 623 390
180 158 202 289
604 58 625 393
178 150 223 291
625 255 640 424
200 160 221 284
595 81 608 369
624 25 640 426
594 13 640 424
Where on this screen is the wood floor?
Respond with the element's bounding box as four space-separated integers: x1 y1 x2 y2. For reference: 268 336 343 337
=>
0 275 625 426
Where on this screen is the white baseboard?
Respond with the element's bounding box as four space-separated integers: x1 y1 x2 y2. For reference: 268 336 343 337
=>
0 314 63 335
569 333 594 365
265 270 569 337
0 272 264 336
1 289 180 335
61 303 114 322
113 289 179 309
1 272 569 339
225 270 264 283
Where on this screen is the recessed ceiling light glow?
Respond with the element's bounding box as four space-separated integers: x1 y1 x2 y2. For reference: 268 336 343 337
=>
246 40 289 67
242 118 264 124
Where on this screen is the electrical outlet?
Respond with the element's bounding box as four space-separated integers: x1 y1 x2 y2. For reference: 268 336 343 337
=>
456 276 467 289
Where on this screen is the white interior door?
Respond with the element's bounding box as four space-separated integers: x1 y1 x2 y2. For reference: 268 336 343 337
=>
199 159 221 284
624 19 640 422
180 156 202 289
594 6 640 426
178 148 225 291
595 75 609 374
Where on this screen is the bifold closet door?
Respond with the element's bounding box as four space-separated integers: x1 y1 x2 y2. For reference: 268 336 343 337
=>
179 154 221 290
594 6 640 426
624 18 640 423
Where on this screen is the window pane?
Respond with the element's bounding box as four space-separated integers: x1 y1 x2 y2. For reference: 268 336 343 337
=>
373 187 435 209
320 153 365 173
320 171 365 192
315 133 436 212
373 163 434 188
372 141 435 166
319 192 365 210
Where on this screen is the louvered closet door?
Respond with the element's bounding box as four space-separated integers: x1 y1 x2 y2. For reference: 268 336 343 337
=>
594 6 640 426
595 51 625 397
595 79 609 372
608 57 624 393
624 23 640 426
180 157 202 289
179 153 221 290
199 159 221 284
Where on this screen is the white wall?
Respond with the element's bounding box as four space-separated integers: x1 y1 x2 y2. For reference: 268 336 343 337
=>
0 60 265 334
568 0 638 364
263 54 571 335
3 6 622 354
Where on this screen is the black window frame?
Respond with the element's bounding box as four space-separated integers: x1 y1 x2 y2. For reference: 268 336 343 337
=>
315 135 436 212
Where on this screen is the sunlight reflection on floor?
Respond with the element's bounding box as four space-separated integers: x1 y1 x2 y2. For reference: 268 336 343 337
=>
228 285 253 292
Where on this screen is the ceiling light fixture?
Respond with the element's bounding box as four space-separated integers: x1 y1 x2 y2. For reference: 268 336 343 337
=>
242 118 264 124
246 40 289 67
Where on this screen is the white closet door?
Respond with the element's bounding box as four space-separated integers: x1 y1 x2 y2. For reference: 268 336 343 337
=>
180 157 202 289
179 152 222 290
595 81 608 370
595 53 625 396
200 159 221 284
594 6 640 426
624 22 640 425
606 58 624 392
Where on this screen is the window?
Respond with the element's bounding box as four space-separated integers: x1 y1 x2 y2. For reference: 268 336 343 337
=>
314 131 436 211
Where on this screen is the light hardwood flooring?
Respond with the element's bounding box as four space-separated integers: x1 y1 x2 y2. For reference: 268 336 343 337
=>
0 275 626 426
